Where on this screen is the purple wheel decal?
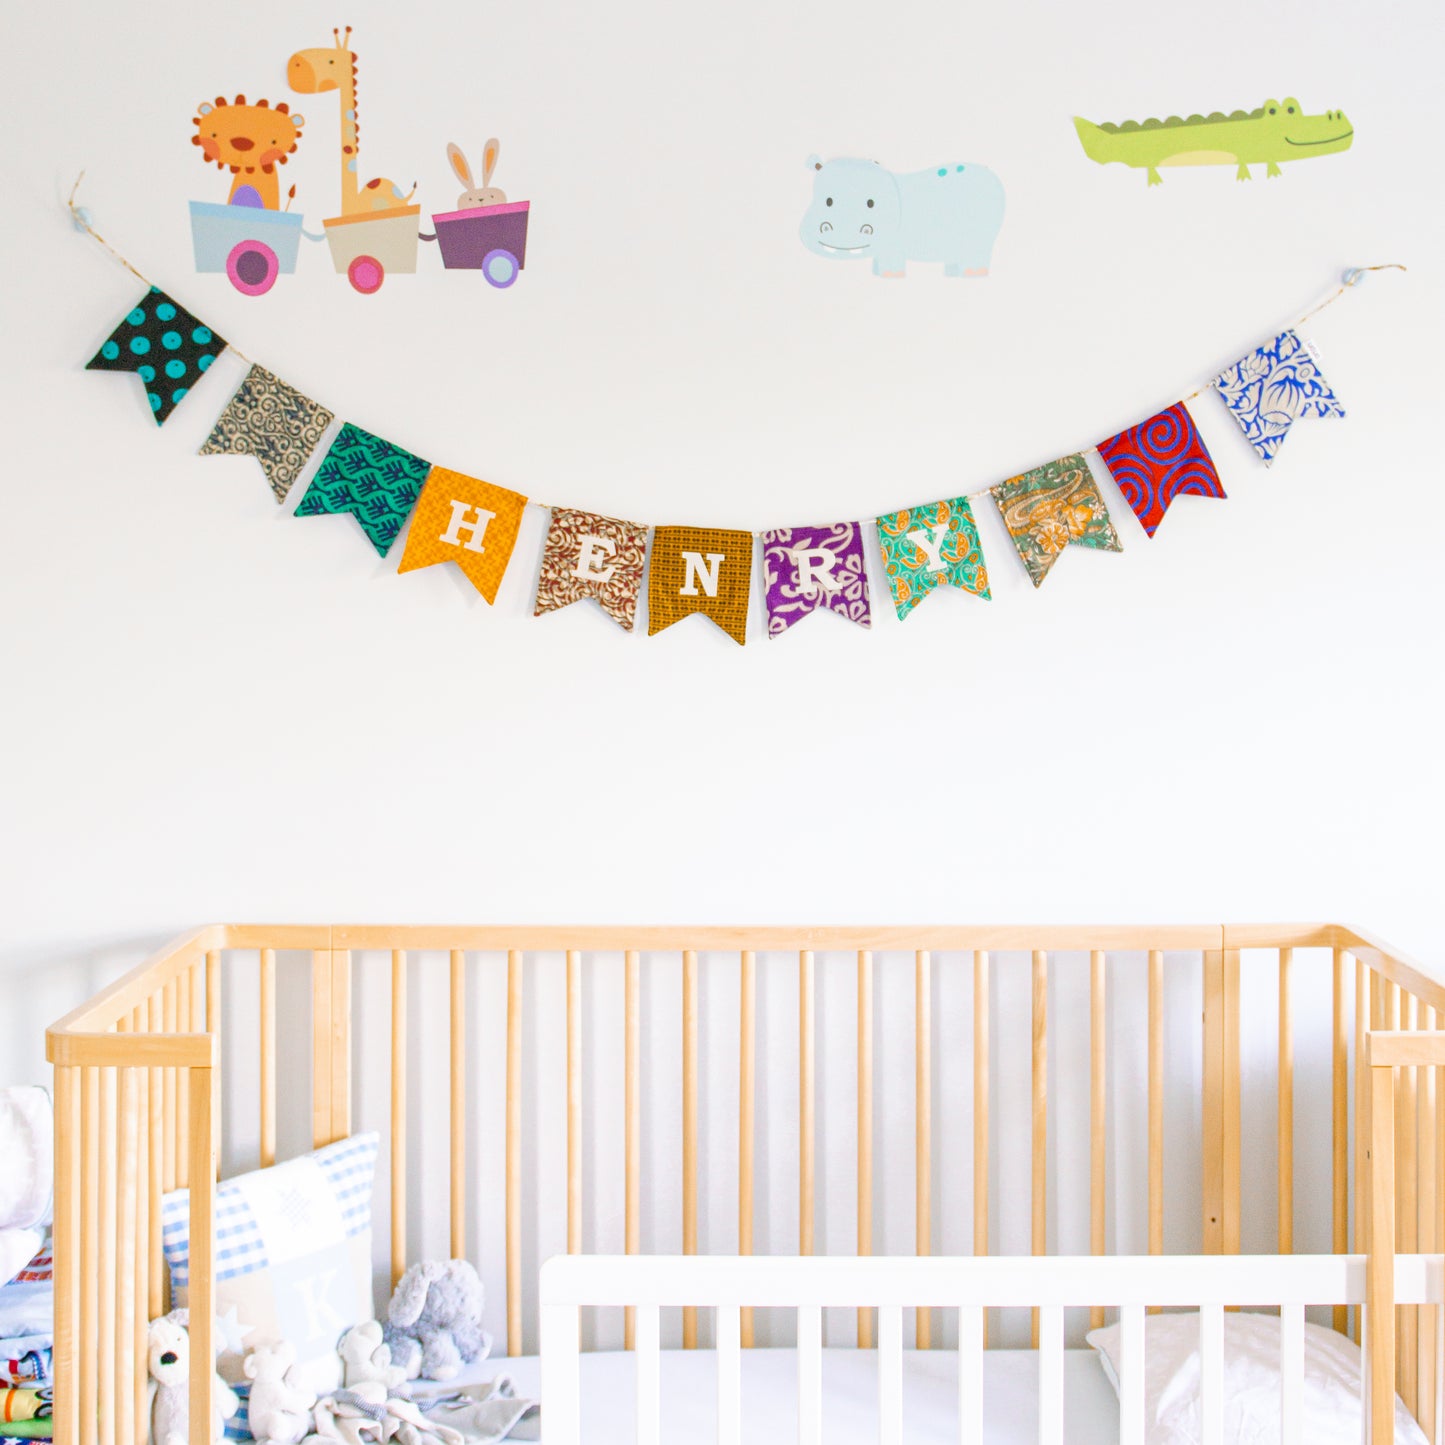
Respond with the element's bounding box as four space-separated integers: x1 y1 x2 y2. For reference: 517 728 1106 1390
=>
348 255 385 294
226 239 279 296
482 249 520 289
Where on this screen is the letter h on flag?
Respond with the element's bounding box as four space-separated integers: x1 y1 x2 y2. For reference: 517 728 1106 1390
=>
397 466 529 601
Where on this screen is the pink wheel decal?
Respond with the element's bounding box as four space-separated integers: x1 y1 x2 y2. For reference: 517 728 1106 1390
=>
226 240 279 296
348 256 385 294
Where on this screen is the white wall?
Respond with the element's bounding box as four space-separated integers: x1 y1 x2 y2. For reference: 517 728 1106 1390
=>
1 0 1441 1345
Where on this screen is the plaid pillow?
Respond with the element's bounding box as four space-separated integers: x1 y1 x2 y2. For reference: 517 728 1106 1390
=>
162 1133 378 1396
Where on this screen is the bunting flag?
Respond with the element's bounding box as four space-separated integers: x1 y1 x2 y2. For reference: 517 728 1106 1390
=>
1095 403 1225 538
876 497 990 620
759 523 872 637
1213 329 1345 464
198 364 335 503
990 453 1122 588
85 286 225 426
647 526 752 644
294 422 431 556
534 507 649 630
396 466 528 602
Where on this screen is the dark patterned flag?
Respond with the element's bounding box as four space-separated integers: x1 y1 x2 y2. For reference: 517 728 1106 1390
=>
1214 329 1345 465
534 508 649 631
199 365 335 503
876 497 990 620
647 526 752 645
759 522 871 637
293 422 430 556
1095 403 1225 538
85 286 226 425
990 453 1122 588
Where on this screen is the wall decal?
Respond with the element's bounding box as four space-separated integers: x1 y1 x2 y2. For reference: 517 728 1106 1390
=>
1073 99 1354 186
428 137 531 289
191 95 306 210
799 155 1005 278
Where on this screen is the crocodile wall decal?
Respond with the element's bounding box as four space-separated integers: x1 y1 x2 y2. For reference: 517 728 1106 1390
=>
1074 98 1353 186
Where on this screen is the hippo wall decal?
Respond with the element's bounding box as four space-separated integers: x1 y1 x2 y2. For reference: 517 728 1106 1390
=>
799 154 1005 279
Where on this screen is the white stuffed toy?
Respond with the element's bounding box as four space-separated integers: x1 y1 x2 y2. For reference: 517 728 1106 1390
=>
338 1321 408 1394
243 1340 317 1445
147 1311 239 1445
382 1260 490 1381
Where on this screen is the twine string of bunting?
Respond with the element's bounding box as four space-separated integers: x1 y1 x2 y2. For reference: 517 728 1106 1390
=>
67 173 1405 541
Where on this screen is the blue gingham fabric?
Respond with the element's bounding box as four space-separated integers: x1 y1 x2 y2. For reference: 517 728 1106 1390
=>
162 1132 378 1288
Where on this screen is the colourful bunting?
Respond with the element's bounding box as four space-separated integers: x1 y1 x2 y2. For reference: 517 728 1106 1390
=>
396 467 528 602
991 454 1122 588
1095 403 1224 538
647 526 752 645
534 508 649 631
1214 329 1345 464
294 422 431 556
198 364 335 503
85 286 225 425
759 523 871 637
876 497 990 620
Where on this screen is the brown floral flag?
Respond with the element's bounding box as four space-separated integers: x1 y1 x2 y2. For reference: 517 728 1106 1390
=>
647 525 753 645
199 364 335 503
990 452 1122 588
534 507 649 630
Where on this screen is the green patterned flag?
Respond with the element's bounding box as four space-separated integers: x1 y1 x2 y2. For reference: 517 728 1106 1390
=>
876 496 990 620
294 423 431 556
990 453 1122 588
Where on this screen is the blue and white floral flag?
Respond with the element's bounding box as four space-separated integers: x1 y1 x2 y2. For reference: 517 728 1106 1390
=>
1213 329 1345 465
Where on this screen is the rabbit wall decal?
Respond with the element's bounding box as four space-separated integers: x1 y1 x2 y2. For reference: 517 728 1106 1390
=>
447 139 506 208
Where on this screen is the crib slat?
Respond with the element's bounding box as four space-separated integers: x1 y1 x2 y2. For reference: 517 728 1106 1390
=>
974 950 990 1349
717 1304 742 1445
1089 950 1106 1331
916 948 931 1349
132 1039 148 1445
625 949 641 1351
176 968 190 1187
1402 991 1419 1413
187 1067 215 1445
1148 950 1163 1262
1279 947 1294 1254
739 949 756 1349
1419 1005 1438 1442
259 948 276 1169
635 1304 661 1445
567 949 582 1255
1118 1304 1145 1445
161 981 176 1192
683 949 699 1349
53 1065 79 1445
1354 958 1369 1344
797 1303 822 1445
1332 947 1349 1336
506 949 523 1357
1369 1055 1397 1445
1031 950 1047 1348
857 949 873 1349
800 950 816 1258
116 1068 138 1445
147 993 164 1317
958 1305 983 1445
330 949 352 1142
80 1066 98 1445
878 1305 902 1445
391 951 407 1289
1200 1302 1225 1445
450 949 467 1261
1038 1304 1064 1445
1280 1301 1304 1445
98 1067 116 1445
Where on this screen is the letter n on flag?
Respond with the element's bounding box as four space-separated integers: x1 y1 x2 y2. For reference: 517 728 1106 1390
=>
396 466 529 602
647 525 752 645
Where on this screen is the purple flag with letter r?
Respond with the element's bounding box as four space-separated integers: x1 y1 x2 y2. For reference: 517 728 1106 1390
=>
759 522 871 637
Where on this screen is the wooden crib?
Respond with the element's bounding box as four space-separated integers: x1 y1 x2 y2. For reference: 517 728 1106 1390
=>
44 923 1445 1444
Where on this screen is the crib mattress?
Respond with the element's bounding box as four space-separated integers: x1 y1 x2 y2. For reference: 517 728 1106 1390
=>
421 1346 1118 1443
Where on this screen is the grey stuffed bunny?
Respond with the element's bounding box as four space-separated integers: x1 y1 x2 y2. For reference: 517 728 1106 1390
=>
381 1259 491 1382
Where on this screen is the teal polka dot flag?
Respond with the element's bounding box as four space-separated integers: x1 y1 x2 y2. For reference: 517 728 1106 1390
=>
294 422 432 557
85 286 227 426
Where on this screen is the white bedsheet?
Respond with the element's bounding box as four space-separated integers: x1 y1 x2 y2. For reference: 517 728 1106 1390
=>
421 1347 1118 1444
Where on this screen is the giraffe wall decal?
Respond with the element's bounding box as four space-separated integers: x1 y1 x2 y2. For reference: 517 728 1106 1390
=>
287 27 415 216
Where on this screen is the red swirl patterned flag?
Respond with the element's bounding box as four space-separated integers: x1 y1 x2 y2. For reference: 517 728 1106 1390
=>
1095 403 1225 538
534 508 649 631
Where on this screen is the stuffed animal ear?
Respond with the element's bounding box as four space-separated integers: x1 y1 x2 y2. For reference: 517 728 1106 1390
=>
242 1354 259 1380
388 1268 432 1328
447 142 472 189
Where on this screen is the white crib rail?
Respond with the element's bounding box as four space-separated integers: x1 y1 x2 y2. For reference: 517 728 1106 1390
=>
539 1253 1441 1445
